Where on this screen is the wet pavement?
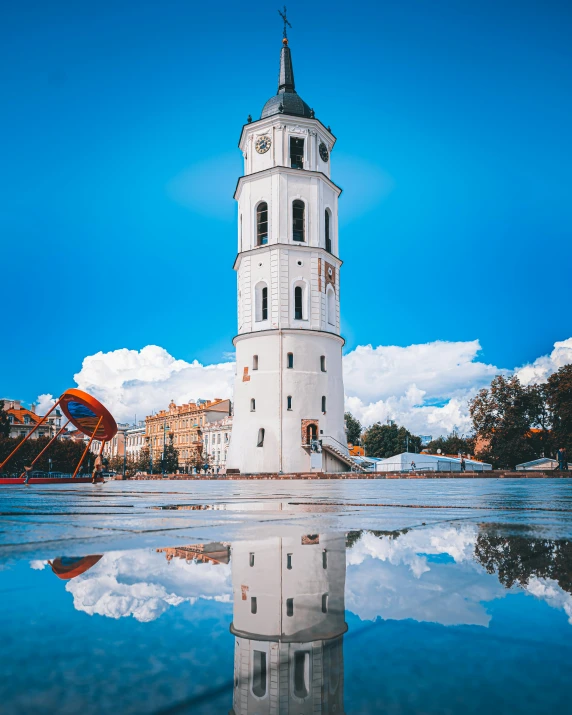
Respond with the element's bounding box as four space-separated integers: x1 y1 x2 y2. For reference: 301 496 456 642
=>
1 479 571 713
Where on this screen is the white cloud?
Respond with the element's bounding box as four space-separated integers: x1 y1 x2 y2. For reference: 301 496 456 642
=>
65 548 232 622
36 394 57 416
36 336 571 436
72 345 234 423
525 576 572 624
515 338 572 386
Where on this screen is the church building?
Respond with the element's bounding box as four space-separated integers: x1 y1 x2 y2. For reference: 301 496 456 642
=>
226 27 353 475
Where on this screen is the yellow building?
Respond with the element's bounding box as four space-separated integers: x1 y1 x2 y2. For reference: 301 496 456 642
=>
145 398 231 472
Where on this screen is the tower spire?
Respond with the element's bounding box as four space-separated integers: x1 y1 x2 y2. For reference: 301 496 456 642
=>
278 5 292 42
277 7 295 94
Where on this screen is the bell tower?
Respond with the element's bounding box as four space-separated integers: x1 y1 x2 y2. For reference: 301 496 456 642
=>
226 23 350 475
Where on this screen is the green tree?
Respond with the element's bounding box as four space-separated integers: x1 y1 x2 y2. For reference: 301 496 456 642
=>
469 375 548 468
344 412 362 445
425 431 475 456
161 432 179 473
362 422 422 458
0 436 91 475
546 364 572 453
0 401 11 439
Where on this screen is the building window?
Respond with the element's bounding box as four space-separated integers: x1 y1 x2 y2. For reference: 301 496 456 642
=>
287 396 292 411
251 596 257 614
322 396 327 413
287 352 293 369
250 398 256 412
320 355 326 372
287 553 292 569
286 598 294 617
290 137 304 169
327 286 335 326
255 282 269 322
294 286 303 319
257 428 265 447
325 209 332 252
252 650 267 698
257 202 268 245
250 552 255 567
323 549 328 569
293 652 309 699
322 593 329 613
292 200 305 242
253 355 259 370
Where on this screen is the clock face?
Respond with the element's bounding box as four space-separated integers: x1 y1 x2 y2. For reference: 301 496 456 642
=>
327 267 333 278
319 142 329 162
256 135 271 154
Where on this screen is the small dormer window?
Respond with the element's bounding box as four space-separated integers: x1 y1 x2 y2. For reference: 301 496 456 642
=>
290 137 304 169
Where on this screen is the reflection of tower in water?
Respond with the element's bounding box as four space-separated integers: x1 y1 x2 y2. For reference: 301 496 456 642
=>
230 534 346 714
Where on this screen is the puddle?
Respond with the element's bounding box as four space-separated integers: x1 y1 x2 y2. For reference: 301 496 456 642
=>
1 524 571 713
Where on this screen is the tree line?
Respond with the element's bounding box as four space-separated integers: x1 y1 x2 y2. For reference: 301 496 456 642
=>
344 363 572 469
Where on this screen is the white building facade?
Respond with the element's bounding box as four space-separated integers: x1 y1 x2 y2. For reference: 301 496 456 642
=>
203 415 233 472
226 37 350 475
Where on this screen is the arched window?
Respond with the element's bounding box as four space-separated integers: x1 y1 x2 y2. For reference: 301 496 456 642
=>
293 651 309 698
322 396 327 413
287 395 292 410
294 286 303 320
287 352 294 368
320 355 326 372
327 286 335 326
250 398 256 412
253 355 258 370
256 202 268 245
252 650 266 698
255 282 268 322
292 200 305 242
325 209 332 253
257 428 265 447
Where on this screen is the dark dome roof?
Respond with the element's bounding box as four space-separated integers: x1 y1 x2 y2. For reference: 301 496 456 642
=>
261 92 312 119
260 41 313 120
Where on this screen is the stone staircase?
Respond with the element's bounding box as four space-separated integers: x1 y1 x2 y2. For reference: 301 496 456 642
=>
321 439 368 473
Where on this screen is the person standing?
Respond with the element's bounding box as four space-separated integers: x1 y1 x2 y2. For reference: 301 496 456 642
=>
460 456 466 472
92 454 103 484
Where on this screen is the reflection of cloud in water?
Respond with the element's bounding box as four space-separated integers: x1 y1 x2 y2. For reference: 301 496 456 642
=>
346 526 505 627
525 577 572 624
64 549 232 622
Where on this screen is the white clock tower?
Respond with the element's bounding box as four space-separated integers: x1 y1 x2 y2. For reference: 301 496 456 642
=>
226 29 353 475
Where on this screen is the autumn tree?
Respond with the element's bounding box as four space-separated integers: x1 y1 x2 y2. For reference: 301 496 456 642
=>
362 422 422 459
469 375 548 468
344 412 362 445
546 364 572 452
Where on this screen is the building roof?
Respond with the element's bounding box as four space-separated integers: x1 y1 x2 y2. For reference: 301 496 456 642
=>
5 405 42 426
260 40 313 120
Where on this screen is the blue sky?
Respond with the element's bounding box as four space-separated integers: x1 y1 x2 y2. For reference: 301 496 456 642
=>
2 0 571 407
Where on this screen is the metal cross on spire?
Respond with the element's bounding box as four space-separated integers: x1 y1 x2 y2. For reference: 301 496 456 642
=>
278 5 292 41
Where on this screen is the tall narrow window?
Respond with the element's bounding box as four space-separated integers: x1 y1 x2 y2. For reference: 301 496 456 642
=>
251 597 257 614
293 651 309 699
322 396 327 413
294 286 303 319
325 209 332 252
250 398 256 412
257 428 265 447
286 598 294 617
322 593 329 613
292 200 305 242
290 137 304 169
322 549 328 569
255 283 268 322
320 355 326 372
252 651 267 698
257 202 268 245
287 396 292 410
287 352 294 369
250 552 255 567
327 287 335 326
253 355 259 370
287 553 293 569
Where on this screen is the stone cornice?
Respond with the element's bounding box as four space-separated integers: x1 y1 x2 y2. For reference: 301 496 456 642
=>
232 242 343 271
233 165 342 201
232 327 345 347
237 115 337 152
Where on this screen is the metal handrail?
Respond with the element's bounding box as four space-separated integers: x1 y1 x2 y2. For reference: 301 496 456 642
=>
320 434 350 455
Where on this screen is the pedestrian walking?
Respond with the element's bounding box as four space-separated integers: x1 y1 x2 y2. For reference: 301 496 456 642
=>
460 456 466 472
557 447 568 471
